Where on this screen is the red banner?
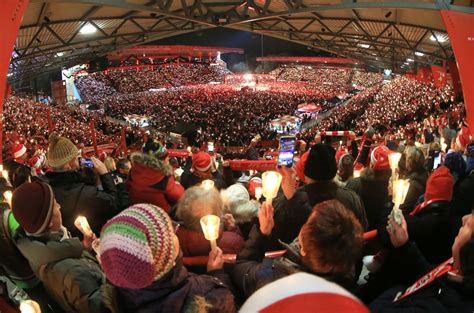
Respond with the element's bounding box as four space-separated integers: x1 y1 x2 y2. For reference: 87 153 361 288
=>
441 11 474 136
448 61 462 99
228 160 277 171
0 0 30 165
168 149 189 158
431 65 447 89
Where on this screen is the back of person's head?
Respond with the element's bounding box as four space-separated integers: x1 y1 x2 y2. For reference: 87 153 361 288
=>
300 200 363 275
103 157 116 172
176 186 222 231
47 132 78 171
338 154 354 181
12 165 32 189
11 182 55 236
444 152 466 180
370 145 391 171
116 158 131 174
192 151 212 173
99 204 177 289
404 146 425 173
304 144 337 182
130 152 173 176
240 273 369 313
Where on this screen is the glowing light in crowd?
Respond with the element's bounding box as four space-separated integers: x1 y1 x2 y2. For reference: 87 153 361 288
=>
20 300 41 313
353 170 361 178
74 216 93 237
3 191 12 207
201 180 215 190
255 187 263 201
200 214 220 251
391 179 410 225
262 171 282 205
388 152 402 180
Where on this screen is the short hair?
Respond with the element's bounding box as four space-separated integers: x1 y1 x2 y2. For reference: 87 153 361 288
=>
103 157 116 172
176 186 223 232
405 146 425 173
300 200 363 274
116 158 130 170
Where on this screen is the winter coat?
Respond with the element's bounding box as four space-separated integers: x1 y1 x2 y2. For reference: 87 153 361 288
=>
110 171 129 211
0 209 38 288
369 242 474 313
346 168 392 230
126 162 184 213
232 225 357 298
15 229 106 313
45 171 119 237
401 170 427 212
451 170 474 217
269 181 368 249
176 226 244 257
102 256 236 313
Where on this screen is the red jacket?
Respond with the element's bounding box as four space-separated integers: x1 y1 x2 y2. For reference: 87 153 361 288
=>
176 226 245 257
126 162 184 212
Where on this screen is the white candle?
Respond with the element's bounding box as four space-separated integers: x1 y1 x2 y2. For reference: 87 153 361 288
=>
201 179 215 190
3 191 12 207
74 216 93 237
255 186 263 201
200 215 220 252
353 169 361 178
19 300 41 313
262 171 282 205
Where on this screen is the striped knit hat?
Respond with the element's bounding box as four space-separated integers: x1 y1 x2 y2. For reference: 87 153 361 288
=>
99 204 176 289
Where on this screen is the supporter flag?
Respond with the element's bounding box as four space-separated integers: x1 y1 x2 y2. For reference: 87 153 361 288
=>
448 61 462 99
431 65 447 89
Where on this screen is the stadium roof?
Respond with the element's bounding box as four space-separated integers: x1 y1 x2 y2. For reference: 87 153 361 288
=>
11 0 474 81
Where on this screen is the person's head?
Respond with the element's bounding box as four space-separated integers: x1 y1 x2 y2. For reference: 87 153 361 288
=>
47 132 79 172
12 165 32 189
116 158 131 175
99 204 179 289
176 186 222 231
404 146 425 173
104 157 116 172
444 152 466 181
11 182 62 235
192 151 212 174
370 145 391 171
304 144 337 183
11 143 27 161
298 200 363 275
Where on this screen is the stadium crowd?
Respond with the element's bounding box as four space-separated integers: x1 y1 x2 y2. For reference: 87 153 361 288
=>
1 63 473 313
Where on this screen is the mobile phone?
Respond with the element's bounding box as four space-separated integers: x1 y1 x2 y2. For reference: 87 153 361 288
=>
432 151 442 170
208 142 214 152
80 157 94 168
278 136 296 167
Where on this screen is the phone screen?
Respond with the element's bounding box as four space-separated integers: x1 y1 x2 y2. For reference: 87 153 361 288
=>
208 142 214 152
433 151 442 170
278 136 296 167
80 158 94 168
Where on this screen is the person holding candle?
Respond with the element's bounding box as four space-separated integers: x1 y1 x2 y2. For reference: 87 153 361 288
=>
10 182 106 313
232 199 364 297
99 203 236 313
180 151 227 190
44 132 120 237
175 186 245 256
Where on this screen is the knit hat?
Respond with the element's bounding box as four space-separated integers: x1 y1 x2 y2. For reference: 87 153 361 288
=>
304 144 337 181
240 273 369 313
295 150 309 182
192 151 212 172
100 204 176 289
370 145 391 171
11 143 27 159
444 152 466 179
12 182 54 236
247 177 262 198
411 166 454 215
225 184 259 223
47 132 78 168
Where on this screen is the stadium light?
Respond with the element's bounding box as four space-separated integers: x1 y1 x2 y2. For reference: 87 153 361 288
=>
407 58 414 62
430 34 446 43
79 23 97 34
55 52 64 57
415 51 424 57
359 44 370 48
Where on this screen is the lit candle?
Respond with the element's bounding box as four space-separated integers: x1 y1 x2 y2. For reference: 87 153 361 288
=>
1 169 9 180
353 169 361 178
391 179 410 225
0 164 3 172
201 179 215 190
262 171 282 205
200 214 220 252
187 146 192 153
388 152 402 181
74 216 93 237
3 191 12 207
255 186 263 201
19 300 41 313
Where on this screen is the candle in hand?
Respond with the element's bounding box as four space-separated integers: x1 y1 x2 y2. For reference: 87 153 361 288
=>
200 214 220 252
201 179 215 190
262 171 282 205
3 191 12 207
74 216 93 237
255 186 263 201
19 300 41 313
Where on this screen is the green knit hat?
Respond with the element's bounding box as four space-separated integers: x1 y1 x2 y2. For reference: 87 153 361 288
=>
47 132 78 168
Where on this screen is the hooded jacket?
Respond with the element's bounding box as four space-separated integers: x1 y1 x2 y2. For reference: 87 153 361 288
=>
127 162 184 213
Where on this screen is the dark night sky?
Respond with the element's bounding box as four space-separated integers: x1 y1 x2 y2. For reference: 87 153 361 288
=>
152 27 333 72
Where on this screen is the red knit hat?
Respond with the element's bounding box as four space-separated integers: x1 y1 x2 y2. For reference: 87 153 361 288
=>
295 150 309 182
12 182 55 236
192 151 212 172
370 145 391 171
11 143 27 159
247 177 262 197
240 273 369 313
411 165 454 215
